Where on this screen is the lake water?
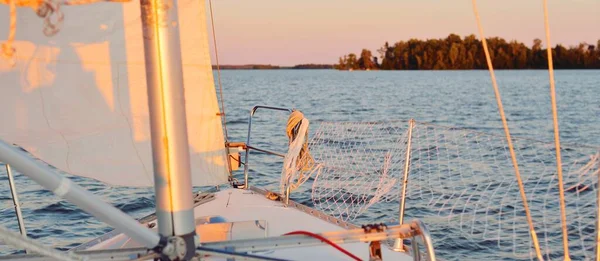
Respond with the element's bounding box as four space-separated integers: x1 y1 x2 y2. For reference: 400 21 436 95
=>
1 70 599 260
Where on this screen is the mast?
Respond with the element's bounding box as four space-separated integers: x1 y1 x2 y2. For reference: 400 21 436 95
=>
139 0 196 256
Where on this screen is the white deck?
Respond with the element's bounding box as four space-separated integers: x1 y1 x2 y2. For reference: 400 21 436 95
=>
86 188 413 260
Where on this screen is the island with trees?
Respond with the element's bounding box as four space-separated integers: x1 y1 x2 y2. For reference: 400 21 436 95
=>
335 34 600 70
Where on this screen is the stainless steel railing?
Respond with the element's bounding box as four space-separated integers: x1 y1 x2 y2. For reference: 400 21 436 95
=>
2 163 28 253
409 219 437 261
239 111 437 260
242 105 293 189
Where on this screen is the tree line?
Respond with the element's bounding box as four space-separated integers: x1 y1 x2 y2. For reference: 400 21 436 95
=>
335 34 600 70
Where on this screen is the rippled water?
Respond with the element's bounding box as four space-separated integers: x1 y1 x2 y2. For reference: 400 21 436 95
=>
1 70 599 260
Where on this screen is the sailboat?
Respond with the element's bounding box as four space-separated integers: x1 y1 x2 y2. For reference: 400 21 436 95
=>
1 0 599 260
0 0 433 260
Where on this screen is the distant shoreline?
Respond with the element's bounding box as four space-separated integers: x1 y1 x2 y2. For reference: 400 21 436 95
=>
211 66 599 71
212 64 333 70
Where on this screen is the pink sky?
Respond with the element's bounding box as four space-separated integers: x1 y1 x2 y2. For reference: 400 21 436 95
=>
206 0 599 66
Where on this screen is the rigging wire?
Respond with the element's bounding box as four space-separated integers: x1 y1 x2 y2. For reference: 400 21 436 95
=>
470 1 544 260
541 0 570 260
283 230 362 261
0 224 83 261
208 0 234 178
208 0 228 140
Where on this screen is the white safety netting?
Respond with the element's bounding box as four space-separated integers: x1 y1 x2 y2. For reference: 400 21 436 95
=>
309 121 409 221
308 120 600 260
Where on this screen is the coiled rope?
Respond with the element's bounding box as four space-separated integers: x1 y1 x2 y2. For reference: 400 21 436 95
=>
281 110 318 194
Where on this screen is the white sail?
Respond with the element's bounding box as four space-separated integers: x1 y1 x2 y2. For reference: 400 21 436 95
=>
0 0 229 187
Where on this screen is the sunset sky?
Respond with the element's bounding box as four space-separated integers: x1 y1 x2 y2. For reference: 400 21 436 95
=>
206 0 599 66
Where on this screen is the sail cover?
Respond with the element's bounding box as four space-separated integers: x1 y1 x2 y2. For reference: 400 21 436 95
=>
0 0 229 186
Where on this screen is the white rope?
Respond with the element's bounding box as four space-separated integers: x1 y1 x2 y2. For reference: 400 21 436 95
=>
0 224 83 261
541 0 570 260
470 1 543 260
595 153 600 261
281 111 318 195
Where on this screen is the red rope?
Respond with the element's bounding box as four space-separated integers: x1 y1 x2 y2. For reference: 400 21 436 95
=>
283 231 362 261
